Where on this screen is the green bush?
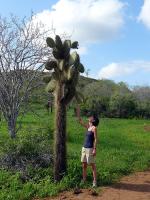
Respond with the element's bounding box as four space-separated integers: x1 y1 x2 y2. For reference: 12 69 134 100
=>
0 130 53 182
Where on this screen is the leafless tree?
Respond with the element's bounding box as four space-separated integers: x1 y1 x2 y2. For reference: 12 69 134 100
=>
85 68 90 77
0 15 52 138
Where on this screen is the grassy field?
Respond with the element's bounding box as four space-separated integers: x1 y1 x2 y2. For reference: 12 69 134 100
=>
0 105 150 200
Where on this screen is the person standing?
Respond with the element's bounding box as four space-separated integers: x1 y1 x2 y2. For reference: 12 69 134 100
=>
76 106 99 187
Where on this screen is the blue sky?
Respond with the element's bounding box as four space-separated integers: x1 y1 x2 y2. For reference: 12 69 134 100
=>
0 0 150 86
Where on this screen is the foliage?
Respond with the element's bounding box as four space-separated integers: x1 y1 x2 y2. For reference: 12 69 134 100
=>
0 130 52 182
79 79 150 119
0 109 150 199
109 92 137 118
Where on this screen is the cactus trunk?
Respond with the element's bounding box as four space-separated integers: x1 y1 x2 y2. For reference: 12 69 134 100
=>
54 83 67 181
44 35 84 181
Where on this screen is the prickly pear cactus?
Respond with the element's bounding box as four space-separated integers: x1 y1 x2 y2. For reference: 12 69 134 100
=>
43 35 85 104
43 35 85 181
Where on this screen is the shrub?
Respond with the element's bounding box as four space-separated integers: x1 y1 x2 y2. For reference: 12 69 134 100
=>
0 130 53 182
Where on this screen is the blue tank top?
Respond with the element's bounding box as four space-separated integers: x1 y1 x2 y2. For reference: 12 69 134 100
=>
84 130 94 148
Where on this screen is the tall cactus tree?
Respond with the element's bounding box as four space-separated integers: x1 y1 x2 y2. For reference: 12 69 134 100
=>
43 35 84 181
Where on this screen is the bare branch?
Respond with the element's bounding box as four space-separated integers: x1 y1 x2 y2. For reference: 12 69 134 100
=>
0 15 52 138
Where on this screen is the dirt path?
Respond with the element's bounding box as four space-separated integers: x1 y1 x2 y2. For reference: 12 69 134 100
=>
37 170 150 200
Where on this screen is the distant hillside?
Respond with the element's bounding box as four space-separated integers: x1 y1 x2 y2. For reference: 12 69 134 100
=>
30 72 98 105
78 75 98 89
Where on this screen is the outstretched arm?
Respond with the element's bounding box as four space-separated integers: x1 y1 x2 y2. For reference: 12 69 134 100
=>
76 105 88 129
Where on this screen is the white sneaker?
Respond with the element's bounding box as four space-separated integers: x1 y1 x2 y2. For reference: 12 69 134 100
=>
92 181 97 187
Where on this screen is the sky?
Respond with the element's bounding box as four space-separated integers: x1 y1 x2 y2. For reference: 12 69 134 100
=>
0 0 150 86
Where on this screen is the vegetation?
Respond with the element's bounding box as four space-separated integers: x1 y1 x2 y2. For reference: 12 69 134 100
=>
0 15 51 138
0 12 149 200
0 107 150 200
80 79 150 119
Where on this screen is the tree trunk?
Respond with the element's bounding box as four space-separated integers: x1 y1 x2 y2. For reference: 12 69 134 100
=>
54 84 67 181
8 117 16 139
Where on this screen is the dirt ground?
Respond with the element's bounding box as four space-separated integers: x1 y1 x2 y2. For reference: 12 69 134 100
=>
35 170 150 200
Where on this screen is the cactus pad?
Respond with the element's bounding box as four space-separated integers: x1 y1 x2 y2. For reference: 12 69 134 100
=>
45 61 57 70
46 37 55 48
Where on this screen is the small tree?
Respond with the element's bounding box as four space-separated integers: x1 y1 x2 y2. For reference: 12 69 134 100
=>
43 35 84 181
133 86 150 118
109 92 136 118
0 15 51 138
81 80 116 116
85 68 90 77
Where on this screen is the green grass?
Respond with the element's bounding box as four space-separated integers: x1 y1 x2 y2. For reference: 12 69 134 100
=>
0 106 150 200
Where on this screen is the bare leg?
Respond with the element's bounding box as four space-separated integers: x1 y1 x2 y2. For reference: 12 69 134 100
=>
82 162 87 181
91 163 97 183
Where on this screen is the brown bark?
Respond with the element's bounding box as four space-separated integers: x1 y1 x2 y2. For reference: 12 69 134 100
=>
54 83 67 181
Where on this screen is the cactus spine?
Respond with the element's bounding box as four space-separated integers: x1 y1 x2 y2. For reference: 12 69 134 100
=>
43 35 84 181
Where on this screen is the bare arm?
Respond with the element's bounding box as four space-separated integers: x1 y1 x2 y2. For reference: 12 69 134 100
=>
76 105 88 129
92 127 97 156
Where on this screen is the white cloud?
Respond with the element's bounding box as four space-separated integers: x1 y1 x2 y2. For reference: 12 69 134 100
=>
32 0 125 44
98 61 150 79
138 0 150 29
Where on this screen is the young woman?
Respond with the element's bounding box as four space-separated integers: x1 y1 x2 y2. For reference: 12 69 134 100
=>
76 106 99 187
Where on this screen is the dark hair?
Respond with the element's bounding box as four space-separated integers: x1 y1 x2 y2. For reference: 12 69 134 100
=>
91 115 99 127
